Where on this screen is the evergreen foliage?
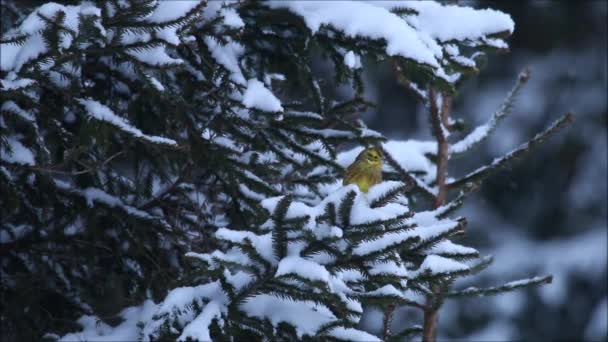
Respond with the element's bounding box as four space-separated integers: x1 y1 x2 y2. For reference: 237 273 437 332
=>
0 1 571 341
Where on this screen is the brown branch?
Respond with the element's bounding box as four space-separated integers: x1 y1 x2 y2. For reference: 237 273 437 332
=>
429 88 452 207
423 88 453 342
383 304 396 340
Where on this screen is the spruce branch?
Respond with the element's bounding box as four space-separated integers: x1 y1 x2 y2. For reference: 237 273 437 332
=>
435 182 481 219
338 190 357 227
272 196 293 261
445 275 553 298
450 68 531 156
380 145 436 201
3 151 125 176
369 182 410 209
466 255 494 277
410 217 467 253
447 112 574 190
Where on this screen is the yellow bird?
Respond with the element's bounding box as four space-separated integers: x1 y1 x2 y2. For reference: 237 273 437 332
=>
343 147 383 192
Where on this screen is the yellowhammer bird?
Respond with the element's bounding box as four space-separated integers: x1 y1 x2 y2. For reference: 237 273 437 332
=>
343 147 383 192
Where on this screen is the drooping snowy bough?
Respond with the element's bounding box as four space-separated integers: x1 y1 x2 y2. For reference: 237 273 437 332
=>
134 183 471 340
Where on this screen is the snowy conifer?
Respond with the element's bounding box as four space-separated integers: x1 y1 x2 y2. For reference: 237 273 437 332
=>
1 1 571 341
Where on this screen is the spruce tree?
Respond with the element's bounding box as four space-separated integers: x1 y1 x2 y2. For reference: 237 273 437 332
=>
1 1 572 341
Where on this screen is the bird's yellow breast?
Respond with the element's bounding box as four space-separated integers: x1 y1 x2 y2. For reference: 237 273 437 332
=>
357 178 372 193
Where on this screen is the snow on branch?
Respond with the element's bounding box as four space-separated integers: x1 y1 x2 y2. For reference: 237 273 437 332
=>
266 1 439 67
1 2 102 72
410 255 470 279
445 275 553 298
450 68 531 155
144 0 204 24
266 1 514 83
388 1 514 43
1 136 35 166
76 98 178 147
242 79 284 112
52 179 170 228
448 112 574 189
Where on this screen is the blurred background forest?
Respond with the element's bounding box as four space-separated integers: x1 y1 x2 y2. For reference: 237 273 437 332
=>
353 1 607 340
2 1 605 341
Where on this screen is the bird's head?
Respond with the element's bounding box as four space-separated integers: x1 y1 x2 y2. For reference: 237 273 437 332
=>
360 147 383 167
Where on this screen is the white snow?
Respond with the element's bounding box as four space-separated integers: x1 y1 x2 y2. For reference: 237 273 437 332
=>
76 98 177 146
126 46 183 66
267 1 439 67
2 101 35 122
353 217 461 256
1 35 48 72
147 75 165 91
224 270 254 291
428 240 478 256
219 8 244 28
450 123 491 154
262 184 411 230
1 2 101 71
276 255 330 283
0 76 34 90
53 180 161 224
215 228 275 264
59 300 157 342
267 0 514 83
200 0 244 28
145 0 201 23
368 260 409 277
328 327 381 341
344 51 362 69
178 301 223 342
154 282 226 318
411 255 469 278
204 37 246 84
1 137 35 165
365 284 406 298
353 229 416 256
366 181 407 204
398 1 514 42
240 294 336 338
241 79 284 112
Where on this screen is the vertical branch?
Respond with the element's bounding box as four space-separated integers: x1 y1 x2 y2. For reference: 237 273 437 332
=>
423 87 453 342
382 304 396 340
429 87 453 207
383 73 455 341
